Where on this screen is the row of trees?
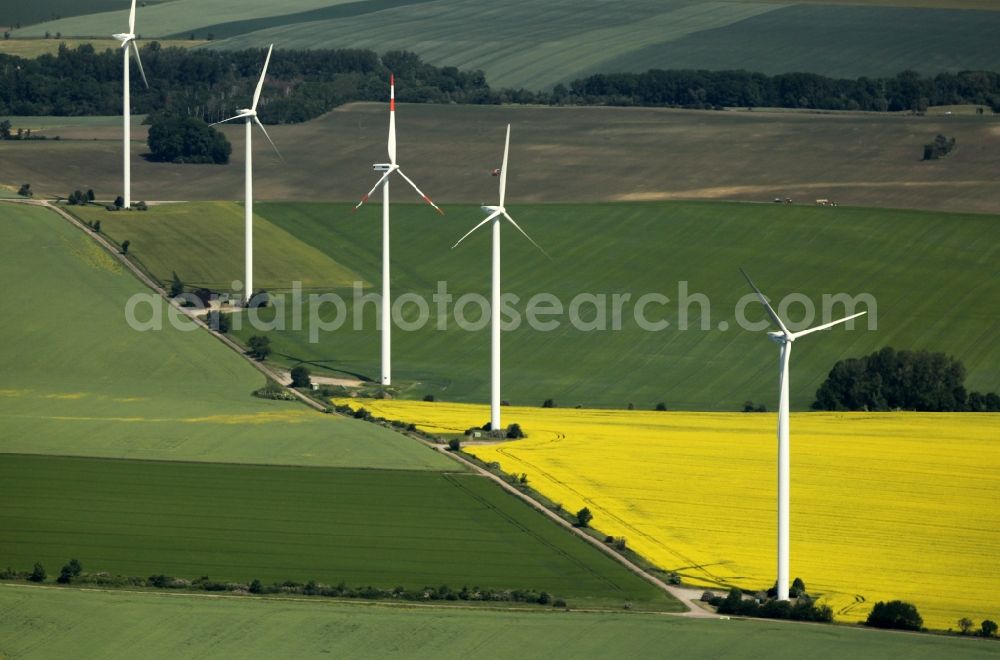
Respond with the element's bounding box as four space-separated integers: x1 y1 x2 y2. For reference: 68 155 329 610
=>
3 44 999 121
813 347 1000 412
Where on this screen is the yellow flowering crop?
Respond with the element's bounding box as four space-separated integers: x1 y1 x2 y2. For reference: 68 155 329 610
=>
338 398 999 630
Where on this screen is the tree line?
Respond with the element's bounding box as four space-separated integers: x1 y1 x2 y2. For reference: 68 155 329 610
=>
813 347 1000 412
2 43 1000 124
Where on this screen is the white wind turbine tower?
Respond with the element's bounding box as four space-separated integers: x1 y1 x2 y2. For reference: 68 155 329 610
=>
213 45 281 305
453 125 547 432
354 74 444 386
741 269 866 601
112 0 149 209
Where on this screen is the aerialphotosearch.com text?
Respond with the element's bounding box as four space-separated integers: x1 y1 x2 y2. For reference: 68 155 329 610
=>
125 280 877 342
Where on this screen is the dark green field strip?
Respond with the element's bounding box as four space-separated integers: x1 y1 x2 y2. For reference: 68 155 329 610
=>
601 5 1000 78
0 454 675 608
246 201 1000 411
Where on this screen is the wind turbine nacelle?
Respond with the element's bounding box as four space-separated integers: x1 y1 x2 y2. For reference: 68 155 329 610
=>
113 32 134 42
482 205 502 214
768 331 790 344
373 163 393 172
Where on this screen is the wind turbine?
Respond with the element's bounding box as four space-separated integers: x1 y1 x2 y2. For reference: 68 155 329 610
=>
213 45 281 306
453 125 547 432
354 74 444 386
741 269 865 601
112 0 149 209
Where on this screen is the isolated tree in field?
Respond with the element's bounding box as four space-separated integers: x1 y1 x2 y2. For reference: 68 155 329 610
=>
447 438 461 451
206 311 230 334
865 600 923 631
169 272 185 298
655 402 668 411
982 620 998 637
575 507 593 528
57 559 82 584
28 562 46 582
247 336 271 361
290 365 311 388
506 423 524 439
93 220 101 233
114 195 124 209
958 617 974 635
17 183 31 197
542 398 556 408
121 240 130 255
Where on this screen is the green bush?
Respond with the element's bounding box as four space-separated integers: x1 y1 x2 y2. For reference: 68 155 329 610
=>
866 600 923 631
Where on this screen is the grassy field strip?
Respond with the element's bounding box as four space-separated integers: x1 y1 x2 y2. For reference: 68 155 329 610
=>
341 398 1000 631
3 586 998 659
237 200 1000 411
14 0 362 38
0 202 448 470
68 201 365 291
0 454 675 610
3 105 999 214
208 0 783 89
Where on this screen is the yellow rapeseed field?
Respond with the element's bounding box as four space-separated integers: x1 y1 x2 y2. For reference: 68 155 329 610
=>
338 398 999 630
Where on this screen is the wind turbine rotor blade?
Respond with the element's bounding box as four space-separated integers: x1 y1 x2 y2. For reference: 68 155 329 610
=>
353 169 393 211
211 114 246 126
396 169 444 215
452 210 502 249
740 268 790 336
130 41 149 88
388 74 397 166
498 123 510 207
253 116 282 160
128 0 137 33
790 311 867 340
251 44 274 111
502 211 550 259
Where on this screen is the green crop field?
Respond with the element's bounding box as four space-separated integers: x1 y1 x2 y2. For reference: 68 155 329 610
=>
0 202 446 469
0 453 674 610
0 38 205 58
68 202 364 291
15 1 1000 88
3 587 997 659
3 104 999 214
216 200 1000 411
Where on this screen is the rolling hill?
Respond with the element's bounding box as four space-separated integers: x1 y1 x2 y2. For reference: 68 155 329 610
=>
3 104 999 214
13 0 1000 89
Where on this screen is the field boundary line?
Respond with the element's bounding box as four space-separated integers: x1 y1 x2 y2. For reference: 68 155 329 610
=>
11 199 327 414
415 441 712 617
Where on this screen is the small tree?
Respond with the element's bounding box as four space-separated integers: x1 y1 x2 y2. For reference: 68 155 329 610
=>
447 438 461 451
86 189 95 202
249 578 263 594
169 272 184 298
542 398 556 408
790 577 806 598
93 220 101 233
982 620 998 637
655 402 668 411
0 119 11 139
575 507 593 528
290 365 311 388
28 562 46 582
17 183 32 197
958 617 974 635
247 336 271 360
506 423 524 439
206 311 231 334
121 240 130 254
423 394 435 402
866 600 923 631
114 195 124 208
57 559 82 584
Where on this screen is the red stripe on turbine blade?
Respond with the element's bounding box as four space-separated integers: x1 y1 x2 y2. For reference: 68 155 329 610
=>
390 99 395 112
